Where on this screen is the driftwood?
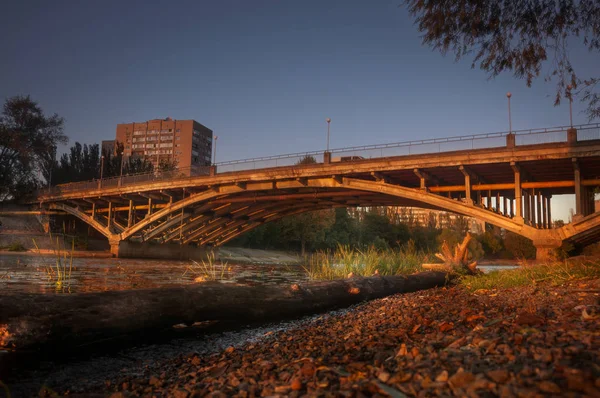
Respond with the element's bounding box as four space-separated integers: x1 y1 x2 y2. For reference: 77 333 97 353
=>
423 233 479 275
0 272 448 352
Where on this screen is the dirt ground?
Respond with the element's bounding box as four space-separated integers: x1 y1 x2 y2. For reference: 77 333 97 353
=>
76 279 599 398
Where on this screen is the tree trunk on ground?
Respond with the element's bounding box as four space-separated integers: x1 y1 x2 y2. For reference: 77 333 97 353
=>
0 271 449 352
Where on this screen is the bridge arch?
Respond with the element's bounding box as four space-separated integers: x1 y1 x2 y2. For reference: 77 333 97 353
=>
203 177 549 246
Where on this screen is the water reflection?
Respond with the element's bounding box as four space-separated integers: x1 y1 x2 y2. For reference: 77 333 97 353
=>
0 254 308 294
0 254 519 295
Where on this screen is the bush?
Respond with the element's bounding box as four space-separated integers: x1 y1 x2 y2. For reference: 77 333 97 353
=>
502 232 536 259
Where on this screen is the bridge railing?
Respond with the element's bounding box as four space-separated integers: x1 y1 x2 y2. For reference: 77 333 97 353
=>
217 123 600 171
41 123 600 195
44 166 211 195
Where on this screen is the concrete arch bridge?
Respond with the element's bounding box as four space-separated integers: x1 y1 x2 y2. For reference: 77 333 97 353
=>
32 124 600 259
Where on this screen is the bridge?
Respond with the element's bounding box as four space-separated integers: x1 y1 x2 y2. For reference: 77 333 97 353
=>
31 124 600 260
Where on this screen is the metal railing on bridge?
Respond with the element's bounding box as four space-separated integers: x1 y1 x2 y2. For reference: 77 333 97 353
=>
41 123 600 196
45 166 211 195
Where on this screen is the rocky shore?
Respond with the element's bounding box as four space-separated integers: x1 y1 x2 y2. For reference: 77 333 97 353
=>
81 279 599 397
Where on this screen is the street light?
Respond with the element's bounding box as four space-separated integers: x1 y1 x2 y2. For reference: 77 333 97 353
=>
506 92 512 134
213 135 218 165
567 85 574 127
326 118 331 152
119 151 125 186
99 155 105 188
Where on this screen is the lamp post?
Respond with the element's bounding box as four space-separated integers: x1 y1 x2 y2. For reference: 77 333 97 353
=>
567 85 573 127
119 151 125 186
506 92 512 134
213 135 218 165
326 118 331 152
99 155 105 188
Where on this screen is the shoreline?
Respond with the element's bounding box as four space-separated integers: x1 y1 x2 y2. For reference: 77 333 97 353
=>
0 248 524 267
14 278 597 397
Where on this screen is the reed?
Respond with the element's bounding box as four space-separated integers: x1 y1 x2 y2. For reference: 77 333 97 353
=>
32 231 74 291
304 241 432 280
183 251 231 282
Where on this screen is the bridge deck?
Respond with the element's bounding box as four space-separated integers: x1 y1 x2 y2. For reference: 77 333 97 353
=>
27 128 600 258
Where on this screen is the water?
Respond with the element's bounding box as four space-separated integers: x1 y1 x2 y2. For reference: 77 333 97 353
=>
0 254 308 294
0 254 519 295
479 264 519 273
0 253 519 394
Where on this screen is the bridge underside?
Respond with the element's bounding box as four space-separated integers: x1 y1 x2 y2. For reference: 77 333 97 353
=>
35 139 600 259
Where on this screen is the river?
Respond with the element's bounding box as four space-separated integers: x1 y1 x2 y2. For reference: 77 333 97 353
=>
0 252 517 395
0 253 308 294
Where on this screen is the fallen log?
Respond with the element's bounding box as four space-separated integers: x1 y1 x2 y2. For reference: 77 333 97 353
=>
0 271 449 352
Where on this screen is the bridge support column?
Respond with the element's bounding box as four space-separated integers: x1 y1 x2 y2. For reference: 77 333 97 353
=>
537 190 545 228
533 239 562 261
109 236 121 258
459 166 473 205
108 239 212 260
542 194 547 229
547 196 552 227
107 202 113 229
323 151 331 164
127 200 133 227
573 159 584 221
511 162 524 223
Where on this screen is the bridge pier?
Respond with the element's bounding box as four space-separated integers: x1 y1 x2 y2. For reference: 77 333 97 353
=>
533 239 563 261
108 238 212 260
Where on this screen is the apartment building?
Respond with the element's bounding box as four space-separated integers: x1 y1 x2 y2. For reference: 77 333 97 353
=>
115 118 213 174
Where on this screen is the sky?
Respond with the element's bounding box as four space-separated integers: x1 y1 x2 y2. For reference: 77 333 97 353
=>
1 0 598 221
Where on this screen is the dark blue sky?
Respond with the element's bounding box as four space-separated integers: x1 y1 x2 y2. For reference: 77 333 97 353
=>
1 0 597 163
3 0 598 220
0 0 600 219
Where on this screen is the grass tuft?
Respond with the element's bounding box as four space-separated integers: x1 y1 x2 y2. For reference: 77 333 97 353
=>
183 251 231 282
32 232 75 292
459 259 600 291
303 241 433 280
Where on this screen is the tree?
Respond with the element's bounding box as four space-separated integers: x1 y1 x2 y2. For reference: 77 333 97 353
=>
279 209 335 255
297 155 317 165
50 142 101 184
405 0 600 119
324 208 358 248
0 96 67 200
102 141 153 178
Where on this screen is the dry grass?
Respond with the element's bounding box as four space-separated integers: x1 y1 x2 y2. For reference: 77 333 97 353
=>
460 258 600 291
303 241 433 280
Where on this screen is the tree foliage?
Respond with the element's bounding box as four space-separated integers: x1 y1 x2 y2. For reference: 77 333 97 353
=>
405 0 600 119
0 96 67 200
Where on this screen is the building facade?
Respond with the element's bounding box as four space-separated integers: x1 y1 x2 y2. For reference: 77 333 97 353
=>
101 140 115 156
115 118 213 174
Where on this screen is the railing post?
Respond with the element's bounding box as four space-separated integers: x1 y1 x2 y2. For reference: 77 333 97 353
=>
567 128 578 144
506 133 515 148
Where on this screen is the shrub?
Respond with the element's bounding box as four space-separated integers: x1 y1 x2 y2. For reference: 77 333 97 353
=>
502 232 536 259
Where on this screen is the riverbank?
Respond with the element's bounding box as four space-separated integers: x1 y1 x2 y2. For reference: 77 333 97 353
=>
70 277 599 397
